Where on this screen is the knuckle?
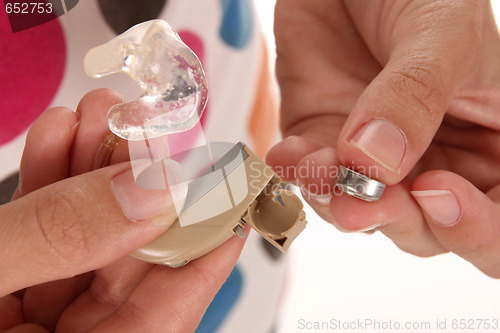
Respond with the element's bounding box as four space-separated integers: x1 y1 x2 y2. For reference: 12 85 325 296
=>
404 246 447 258
389 64 444 121
33 187 91 267
117 301 165 332
90 274 129 307
190 265 219 293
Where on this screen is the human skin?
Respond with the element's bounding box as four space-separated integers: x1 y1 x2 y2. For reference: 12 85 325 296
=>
0 89 247 332
267 0 500 277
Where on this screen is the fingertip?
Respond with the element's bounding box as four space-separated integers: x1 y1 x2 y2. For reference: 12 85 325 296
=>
411 189 461 227
410 171 464 228
330 177 426 231
337 118 407 184
295 147 338 196
72 89 125 174
20 107 79 195
329 184 402 231
75 88 125 136
410 170 484 228
265 135 323 181
76 88 125 112
27 106 79 142
411 171 500 277
410 170 487 229
25 106 79 158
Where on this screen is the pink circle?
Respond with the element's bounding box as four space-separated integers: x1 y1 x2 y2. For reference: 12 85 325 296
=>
0 14 66 145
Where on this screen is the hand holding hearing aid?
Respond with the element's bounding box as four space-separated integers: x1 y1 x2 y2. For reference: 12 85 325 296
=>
0 90 247 332
267 0 500 278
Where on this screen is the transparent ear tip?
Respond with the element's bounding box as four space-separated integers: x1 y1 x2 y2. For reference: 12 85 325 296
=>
84 19 208 140
107 96 207 140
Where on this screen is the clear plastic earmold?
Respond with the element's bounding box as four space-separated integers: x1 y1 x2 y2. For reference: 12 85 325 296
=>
84 19 208 140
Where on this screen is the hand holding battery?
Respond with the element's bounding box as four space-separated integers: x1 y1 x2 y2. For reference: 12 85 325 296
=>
267 0 500 278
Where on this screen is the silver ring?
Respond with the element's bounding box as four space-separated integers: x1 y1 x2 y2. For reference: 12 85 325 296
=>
336 165 386 202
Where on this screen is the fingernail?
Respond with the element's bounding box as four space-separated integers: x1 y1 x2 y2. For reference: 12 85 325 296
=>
300 186 332 205
350 119 406 172
70 111 80 132
71 121 80 132
353 223 385 233
111 164 187 222
411 190 461 226
134 159 187 217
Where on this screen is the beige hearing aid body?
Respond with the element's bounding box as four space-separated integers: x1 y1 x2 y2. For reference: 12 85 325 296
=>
132 142 307 267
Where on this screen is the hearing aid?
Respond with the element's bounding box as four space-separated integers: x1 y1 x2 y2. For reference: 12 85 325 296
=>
85 19 307 267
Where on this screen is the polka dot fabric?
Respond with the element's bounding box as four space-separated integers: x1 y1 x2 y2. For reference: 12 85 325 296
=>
0 1 283 332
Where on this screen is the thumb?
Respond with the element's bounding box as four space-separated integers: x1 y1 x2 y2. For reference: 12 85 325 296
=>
337 1 490 184
0 161 185 295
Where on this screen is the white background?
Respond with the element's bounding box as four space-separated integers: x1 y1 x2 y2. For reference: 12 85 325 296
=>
253 1 500 333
